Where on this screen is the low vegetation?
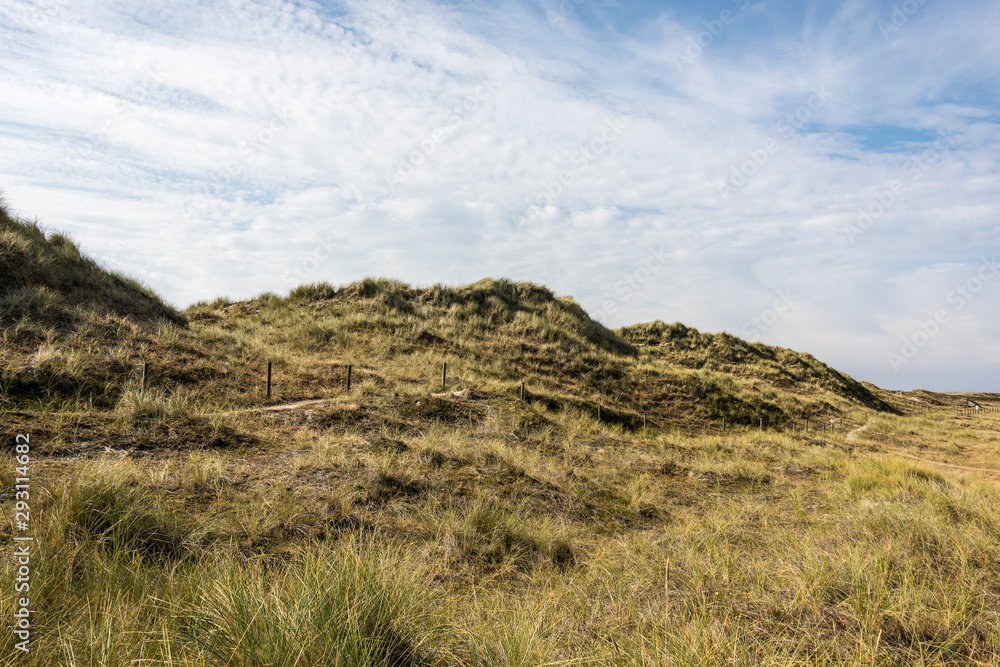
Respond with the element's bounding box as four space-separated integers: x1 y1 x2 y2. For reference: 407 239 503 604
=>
2 203 999 665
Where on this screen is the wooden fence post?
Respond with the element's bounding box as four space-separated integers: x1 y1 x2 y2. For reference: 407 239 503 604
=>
442 362 447 389
759 417 763 431
664 560 671 624
520 380 525 400
141 362 149 391
266 361 272 399
346 364 352 391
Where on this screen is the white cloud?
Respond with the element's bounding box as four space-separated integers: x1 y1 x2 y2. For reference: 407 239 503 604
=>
1 0 998 390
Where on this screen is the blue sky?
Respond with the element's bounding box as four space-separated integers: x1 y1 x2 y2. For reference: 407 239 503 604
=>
1 0 999 391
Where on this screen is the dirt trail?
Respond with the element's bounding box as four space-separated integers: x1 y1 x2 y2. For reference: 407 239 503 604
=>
887 451 1000 482
844 420 998 480
846 423 868 441
218 398 331 416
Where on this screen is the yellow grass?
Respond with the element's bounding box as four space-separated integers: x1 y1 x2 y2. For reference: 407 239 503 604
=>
2 207 999 664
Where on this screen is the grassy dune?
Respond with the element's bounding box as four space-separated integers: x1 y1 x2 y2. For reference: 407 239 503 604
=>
2 205 1000 665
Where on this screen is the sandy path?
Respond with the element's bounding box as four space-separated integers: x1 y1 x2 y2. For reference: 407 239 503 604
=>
846 423 868 441
847 421 999 480
887 451 1000 482
217 398 331 416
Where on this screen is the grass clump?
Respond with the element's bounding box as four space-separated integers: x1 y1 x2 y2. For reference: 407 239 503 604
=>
52 461 193 560
115 385 196 424
183 538 439 667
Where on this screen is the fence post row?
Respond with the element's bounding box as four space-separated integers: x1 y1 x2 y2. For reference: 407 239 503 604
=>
134 362 993 430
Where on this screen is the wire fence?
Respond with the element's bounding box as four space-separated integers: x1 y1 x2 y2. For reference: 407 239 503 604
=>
128 359 996 436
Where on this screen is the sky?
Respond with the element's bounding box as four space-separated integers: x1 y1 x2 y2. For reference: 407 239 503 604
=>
1 0 998 392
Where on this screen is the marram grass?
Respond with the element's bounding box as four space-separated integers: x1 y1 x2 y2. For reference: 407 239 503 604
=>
1 201 999 664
